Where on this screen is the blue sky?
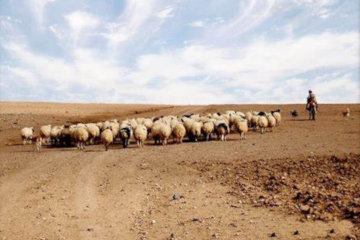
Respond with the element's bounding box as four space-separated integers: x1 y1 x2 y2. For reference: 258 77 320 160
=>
0 0 359 104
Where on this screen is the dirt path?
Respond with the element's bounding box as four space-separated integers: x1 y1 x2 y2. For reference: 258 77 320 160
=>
0 103 359 239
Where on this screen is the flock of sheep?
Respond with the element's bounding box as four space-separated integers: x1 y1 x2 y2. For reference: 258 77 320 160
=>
20 109 282 151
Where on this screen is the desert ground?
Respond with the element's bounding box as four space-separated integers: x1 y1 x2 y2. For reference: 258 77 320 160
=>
0 102 359 240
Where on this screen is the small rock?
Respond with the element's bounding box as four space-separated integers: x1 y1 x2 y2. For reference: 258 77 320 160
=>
229 222 237 227
294 230 299 235
151 220 156 224
172 194 181 200
300 204 310 213
270 232 276 237
329 229 335 234
345 235 357 240
86 227 93 232
168 233 175 240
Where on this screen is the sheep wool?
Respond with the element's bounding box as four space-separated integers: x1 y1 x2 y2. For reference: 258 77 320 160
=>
20 127 34 145
257 116 269 134
134 125 148 148
40 125 51 143
202 121 215 141
172 123 186 143
101 129 113 151
235 119 248 140
272 112 281 126
190 121 203 142
73 127 89 150
267 115 276 132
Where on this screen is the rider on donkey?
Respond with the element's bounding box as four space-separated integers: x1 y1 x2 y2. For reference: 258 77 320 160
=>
306 89 318 112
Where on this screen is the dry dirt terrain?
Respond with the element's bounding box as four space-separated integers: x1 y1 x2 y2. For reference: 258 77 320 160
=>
0 102 359 240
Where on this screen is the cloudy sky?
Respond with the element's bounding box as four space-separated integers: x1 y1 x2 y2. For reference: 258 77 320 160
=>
0 0 358 104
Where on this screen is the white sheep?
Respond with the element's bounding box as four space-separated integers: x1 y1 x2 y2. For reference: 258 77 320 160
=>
202 121 215 141
50 126 63 145
86 124 100 144
151 122 171 145
189 121 203 142
245 112 252 126
172 123 186 143
267 115 276 132
272 112 281 126
73 127 89 150
101 128 113 151
143 118 154 133
20 127 34 145
134 124 147 148
234 118 248 140
96 122 104 130
40 125 51 144
257 116 268 134
251 115 259 130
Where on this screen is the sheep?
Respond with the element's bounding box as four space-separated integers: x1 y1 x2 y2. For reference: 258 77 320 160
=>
20 127 34 145
101 128 113 151
119 125 132 148
110 122 120 140
257 116 268 134
234 118 248 140
60 125 72 146
143 118 154 133
134 124 147 148
73 125 89 150
202 121 215 141
272 112 281 126
73 127 89 150
159 123 172 145
342 108 350 117
50 126 63 145
250 115 259 130
172 123 186 143
96 122 104 130
39 125 51 144
267 115 276 132
183 119 195 135
245 112 252 126
189 121 203 142
129 119 138 130
101 121 111 131
86 124 100 144
215 121 230 141
151 122 171 145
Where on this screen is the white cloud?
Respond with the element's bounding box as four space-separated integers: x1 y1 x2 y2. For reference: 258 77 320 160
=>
48 24 63 39
25 0 56 26
65 11 100 42
190 20 205 28
102 0 155 44
156 6 174 19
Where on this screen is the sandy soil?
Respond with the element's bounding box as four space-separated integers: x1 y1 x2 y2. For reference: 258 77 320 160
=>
0 102 359 240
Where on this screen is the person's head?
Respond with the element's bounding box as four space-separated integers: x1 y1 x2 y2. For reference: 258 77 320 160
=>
308 89 312 93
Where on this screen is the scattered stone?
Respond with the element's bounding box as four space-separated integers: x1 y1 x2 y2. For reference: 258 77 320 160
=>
270 232 276 237
345 235 357 240
86 228 93 232
172 194 183 200
229 222 237 227
293 230 299 235
329 229 335 234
